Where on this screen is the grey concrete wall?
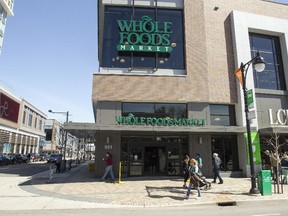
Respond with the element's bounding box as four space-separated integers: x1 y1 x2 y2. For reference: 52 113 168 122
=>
94 132 121 178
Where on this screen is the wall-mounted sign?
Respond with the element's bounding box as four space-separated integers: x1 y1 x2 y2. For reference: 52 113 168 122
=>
0 93 20 123
268 108 288 125
115 113 205 127
116 16 173 53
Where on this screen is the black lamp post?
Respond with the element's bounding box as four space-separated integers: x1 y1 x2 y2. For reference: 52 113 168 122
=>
239 51 266 194
48 109 69 160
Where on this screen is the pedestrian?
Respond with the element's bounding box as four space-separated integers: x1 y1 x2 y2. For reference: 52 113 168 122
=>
101 152 115 182
55 155 62 173
181 154 190 188
184 158 202 199
195 153 203 175
212 153 223 184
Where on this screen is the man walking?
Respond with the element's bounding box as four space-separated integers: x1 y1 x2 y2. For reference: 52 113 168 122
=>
212 153 223 184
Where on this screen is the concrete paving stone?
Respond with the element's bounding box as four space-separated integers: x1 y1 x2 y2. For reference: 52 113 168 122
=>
12 162 288 208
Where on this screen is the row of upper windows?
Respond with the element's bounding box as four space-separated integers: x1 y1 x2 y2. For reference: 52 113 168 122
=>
22 107 45 131
122 102 235 126
101 6 287 91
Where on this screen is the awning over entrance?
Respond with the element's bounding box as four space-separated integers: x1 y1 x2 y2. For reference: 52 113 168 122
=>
64 122 247 139
258 127 288 135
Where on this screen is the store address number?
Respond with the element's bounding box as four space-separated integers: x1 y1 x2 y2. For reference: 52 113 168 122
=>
105 145 112 150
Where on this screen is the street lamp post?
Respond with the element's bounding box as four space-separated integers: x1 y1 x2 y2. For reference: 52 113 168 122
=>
48 110 69 160
238 51 266 194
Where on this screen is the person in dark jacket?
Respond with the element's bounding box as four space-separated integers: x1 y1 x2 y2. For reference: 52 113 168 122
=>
182 154 190 188
212 153 223 184
101 152 115 182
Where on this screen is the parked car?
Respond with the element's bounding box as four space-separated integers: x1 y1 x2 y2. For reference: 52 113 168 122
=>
0 154 11 166
30 153 40 162
39 153 49 161
21 154 29 163
9 153 29 164
9 153 23 164
47 154 63 163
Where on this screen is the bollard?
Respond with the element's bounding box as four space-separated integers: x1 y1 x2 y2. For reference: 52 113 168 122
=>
117 161 124 184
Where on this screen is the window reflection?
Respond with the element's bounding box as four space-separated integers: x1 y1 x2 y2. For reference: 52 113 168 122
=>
249 33 286 90
210 104 235 126
122 103 187 118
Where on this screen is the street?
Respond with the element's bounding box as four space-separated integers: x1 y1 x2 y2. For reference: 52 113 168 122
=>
0 201 287 216
1 162 288 216
0 161 51 177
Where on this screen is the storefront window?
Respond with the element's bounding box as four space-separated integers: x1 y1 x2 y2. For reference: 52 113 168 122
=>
122 102 187 118
210 104 236 126
249 33 286 90
102 6 185 70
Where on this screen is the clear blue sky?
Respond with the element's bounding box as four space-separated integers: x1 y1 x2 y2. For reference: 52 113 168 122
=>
0 0 97 123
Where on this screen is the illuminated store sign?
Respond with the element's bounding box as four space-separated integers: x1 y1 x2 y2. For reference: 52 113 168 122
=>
115 113 205 127
116 16 173 53
268 108 288 125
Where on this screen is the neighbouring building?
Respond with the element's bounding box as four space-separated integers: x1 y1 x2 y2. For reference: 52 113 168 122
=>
42 119 63 154
0 85 46 155
65 0 288 178
0 0 14 55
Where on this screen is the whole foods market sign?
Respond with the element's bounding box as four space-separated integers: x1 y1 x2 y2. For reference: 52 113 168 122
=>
116 16 173 53
115 114 205 127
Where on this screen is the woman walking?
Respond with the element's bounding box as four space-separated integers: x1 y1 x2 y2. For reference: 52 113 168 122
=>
184 158 202 199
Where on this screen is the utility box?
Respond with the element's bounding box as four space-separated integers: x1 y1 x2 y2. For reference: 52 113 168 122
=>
257 170 272 196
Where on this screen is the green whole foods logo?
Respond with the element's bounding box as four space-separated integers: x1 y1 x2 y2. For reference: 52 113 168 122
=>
116 16 173 53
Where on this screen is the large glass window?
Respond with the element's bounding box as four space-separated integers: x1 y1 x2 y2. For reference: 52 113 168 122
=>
102 6 185 70
249 33 286 90
210 104 236 126
122 103 187 118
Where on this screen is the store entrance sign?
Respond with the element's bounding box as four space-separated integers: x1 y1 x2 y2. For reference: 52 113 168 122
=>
115 113 205 127
268 108 288 125
116 16 173 53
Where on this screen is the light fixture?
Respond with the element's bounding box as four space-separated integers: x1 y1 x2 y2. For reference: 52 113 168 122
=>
106 137 110 144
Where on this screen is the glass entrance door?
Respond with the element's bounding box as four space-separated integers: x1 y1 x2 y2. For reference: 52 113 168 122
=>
121 135 187 176
211 135 239 171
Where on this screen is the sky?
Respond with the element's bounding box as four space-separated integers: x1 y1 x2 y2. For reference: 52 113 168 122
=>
0 0 97 123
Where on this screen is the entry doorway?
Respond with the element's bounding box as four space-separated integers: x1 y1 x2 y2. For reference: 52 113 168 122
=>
121 135 187 177
144 147 166 175
211 135 239 171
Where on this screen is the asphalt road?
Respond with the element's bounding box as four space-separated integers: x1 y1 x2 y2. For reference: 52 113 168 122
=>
0 201 287 216
0 161 51 177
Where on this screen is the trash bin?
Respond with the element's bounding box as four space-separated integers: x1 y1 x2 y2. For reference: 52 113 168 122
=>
88 162 95 172
257 170 272 196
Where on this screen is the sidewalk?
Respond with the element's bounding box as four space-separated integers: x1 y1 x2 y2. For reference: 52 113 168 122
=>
12 161 286 208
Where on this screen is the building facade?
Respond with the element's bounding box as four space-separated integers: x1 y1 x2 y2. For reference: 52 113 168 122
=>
0 0 14 55
0 85 46 154
66 0 288 178
42 119 63 154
